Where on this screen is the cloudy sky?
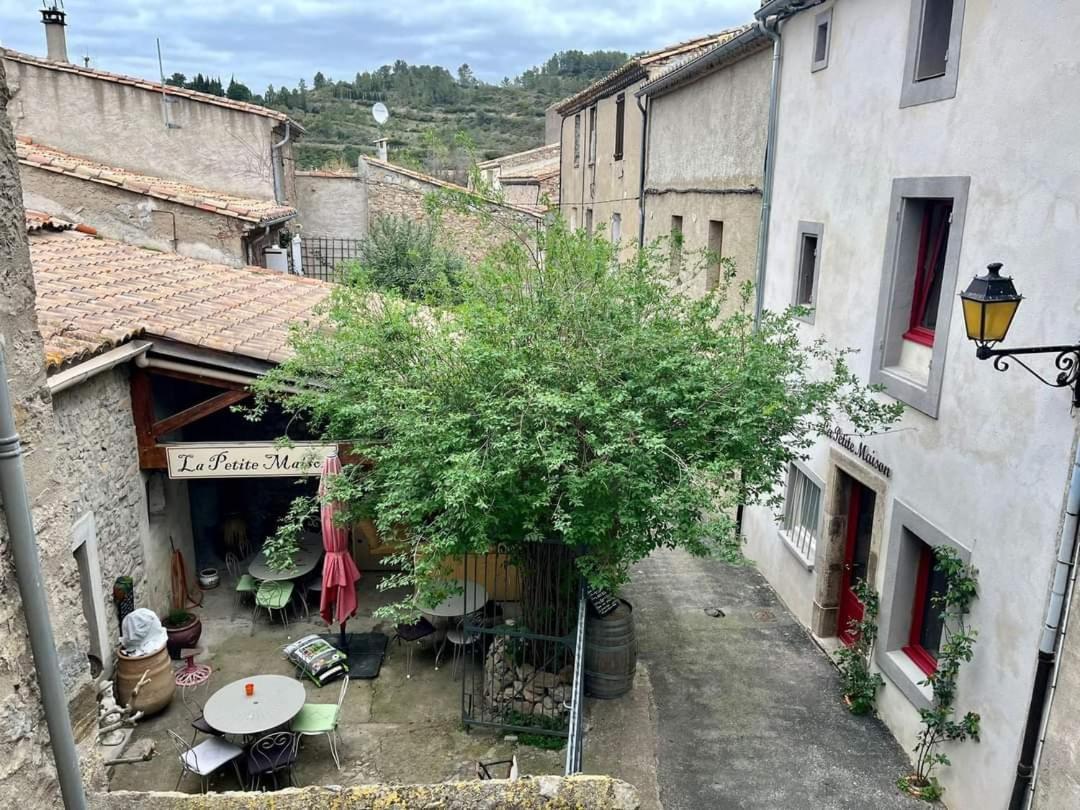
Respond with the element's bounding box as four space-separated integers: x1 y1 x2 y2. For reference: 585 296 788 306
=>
0 1 761 91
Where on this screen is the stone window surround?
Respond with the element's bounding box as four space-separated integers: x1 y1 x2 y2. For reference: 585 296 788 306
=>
811 7 833 73
778 460 825 571
876 499 972 710
869 176 970 419
899 0 966 108
793 220 824 324
808 449 890 638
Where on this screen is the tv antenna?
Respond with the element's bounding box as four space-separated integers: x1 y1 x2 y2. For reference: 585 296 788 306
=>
372 101 389 125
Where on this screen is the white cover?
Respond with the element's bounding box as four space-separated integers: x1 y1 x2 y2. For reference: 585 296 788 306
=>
120 608 168 656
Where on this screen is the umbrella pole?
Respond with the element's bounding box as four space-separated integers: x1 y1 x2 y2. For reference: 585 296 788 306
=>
339 621 347 650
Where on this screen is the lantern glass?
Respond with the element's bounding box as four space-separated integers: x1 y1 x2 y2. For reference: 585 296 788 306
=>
962 296 1021 343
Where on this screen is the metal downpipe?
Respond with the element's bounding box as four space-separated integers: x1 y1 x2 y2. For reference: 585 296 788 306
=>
636 93 649 249
1010 437 1080 809
271 121 291 204
753 16 783 329
0 345 87 809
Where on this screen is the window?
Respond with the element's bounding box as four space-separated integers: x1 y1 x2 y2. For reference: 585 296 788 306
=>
780 464 822 566
900 0 965 108
588 105 598 165
811 7 832 72
870 177 969 418
670 215 683 273
903 541 949 675
793 221 823 320
570 207 578 230
611 212 621 243
585 208 593 234
705 220 724 291
573 114 581 167
877 500 971 710
614 94 625 161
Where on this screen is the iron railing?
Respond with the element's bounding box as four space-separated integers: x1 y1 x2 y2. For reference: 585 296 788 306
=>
564 579 587 774
298 236 363 282
459 542 583 743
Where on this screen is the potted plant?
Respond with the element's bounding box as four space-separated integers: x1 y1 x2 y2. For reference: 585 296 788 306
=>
835 579 885 716
162 607 202 660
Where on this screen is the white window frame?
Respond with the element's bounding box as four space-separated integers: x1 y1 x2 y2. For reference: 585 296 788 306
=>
793 220 824 322
900 0 966 108
779 462 823 569
811 7 832 73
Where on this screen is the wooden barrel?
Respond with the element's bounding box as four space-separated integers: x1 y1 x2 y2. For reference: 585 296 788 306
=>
584 599 636 699
116 645 175 716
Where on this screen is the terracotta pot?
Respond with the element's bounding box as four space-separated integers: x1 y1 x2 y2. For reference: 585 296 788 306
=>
164 614 202 659
900 775 932 799
116 645 174 716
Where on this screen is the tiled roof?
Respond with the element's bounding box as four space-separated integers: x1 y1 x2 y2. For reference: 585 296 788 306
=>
637 25 769 99
555 30 743 114
501 166 561 183
477 143 560 170
25 209 74 232
3 49 304 131
17 138 297 226
29 230 330 370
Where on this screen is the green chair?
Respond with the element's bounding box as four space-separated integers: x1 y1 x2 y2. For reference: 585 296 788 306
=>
255 580 294 629
226 553 258 609
292 675 348 770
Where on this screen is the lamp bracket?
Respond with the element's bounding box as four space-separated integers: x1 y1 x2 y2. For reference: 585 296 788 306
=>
977 343 1080 408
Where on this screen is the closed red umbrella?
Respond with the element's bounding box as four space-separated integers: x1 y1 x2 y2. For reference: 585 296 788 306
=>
319 451 361 649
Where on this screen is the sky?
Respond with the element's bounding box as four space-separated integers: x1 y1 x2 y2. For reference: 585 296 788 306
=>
0 1 761 92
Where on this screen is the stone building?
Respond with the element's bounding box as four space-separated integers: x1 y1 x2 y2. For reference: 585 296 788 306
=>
0 62 103 810
636 27 771 299
555 31 740 251
740 2 1080 809
475 143 560 212
17 138 297 267
296 156 542 273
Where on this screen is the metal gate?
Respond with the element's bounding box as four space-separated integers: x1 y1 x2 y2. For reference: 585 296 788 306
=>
459 542 585 749
299 236 363 282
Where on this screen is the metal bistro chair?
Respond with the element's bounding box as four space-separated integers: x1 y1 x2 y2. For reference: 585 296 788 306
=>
246 730 299 791
226 553 259 609
180 684 224 746
393 617 436 679
447 622 481 680
291 673 348 770
167 729 244 793
255 580 294 628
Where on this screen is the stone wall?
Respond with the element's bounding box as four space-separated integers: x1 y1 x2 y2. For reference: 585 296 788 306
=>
0 58 103 808
295 171 367 239
21 165 250 267
93 776 639 809
52 367 186 655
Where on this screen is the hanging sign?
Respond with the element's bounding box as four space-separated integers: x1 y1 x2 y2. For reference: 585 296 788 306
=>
165 442 338 479
827 426 892 478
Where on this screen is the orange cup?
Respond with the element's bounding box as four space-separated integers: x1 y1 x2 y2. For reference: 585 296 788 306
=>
244 682 254 697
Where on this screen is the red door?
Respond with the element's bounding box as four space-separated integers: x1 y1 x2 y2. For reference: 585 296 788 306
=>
837 480 875 646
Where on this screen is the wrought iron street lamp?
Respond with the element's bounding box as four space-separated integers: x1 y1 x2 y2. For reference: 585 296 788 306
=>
960 262 1080 407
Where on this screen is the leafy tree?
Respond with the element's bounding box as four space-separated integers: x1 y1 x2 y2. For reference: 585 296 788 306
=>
314 71 327 89
252 218 901 621
343 215 464 300
457 63 475 87
165 72 187 87
226 76 252 102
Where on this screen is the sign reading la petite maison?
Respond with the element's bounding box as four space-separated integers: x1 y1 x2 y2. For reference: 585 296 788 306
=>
165 442 338 479
827 426 892 478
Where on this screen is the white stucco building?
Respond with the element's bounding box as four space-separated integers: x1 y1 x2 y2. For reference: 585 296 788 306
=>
741 2 1080 808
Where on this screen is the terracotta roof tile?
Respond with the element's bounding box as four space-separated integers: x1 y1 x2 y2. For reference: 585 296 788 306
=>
30 231 330 370
17 140 297 227
25 209 74 232
3 49 304 131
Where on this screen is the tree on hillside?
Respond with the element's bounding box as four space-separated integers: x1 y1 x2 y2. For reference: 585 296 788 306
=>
457 63 476 87
226 76 252 102
253 218 902 623
165 72 186 87
314 71 327 89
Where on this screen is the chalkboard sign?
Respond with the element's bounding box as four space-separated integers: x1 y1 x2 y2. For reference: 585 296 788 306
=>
587 586 620 616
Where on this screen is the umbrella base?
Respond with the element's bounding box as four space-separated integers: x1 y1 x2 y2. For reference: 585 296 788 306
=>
321 632 388 680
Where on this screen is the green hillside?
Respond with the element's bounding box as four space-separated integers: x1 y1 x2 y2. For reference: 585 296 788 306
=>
169 51 628 177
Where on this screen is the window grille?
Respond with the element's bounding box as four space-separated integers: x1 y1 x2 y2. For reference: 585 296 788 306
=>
782 465 822 564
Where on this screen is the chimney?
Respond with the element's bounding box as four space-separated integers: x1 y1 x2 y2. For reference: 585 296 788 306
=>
374 137 388 162
41 3 69 63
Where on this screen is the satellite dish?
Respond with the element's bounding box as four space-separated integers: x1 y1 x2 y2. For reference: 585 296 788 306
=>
372 102 389 125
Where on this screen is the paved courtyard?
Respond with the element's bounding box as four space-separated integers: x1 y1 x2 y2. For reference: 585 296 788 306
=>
616 547 924 810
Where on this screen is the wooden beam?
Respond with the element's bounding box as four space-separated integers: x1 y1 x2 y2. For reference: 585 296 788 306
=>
145 364 253 392
130 368 164 469
151 389 251 440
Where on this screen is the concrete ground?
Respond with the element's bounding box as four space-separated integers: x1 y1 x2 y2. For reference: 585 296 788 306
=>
107 572 563 794
612 547 924 810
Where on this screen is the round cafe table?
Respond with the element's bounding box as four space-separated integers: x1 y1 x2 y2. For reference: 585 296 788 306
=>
421 579 489 668
248 544 323 582
202 675 306 737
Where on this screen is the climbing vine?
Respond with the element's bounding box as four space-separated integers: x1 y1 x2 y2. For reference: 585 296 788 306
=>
834 578 885 716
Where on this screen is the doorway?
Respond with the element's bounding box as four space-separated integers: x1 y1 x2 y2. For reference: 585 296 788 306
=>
837 479 876 645
72 512 110 678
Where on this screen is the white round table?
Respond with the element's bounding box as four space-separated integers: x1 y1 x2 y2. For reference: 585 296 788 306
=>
203 675 306 737
248 544 323 582
423 579 489 618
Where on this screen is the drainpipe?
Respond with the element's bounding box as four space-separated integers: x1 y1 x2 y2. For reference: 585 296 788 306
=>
636 93 649 248
753 15 783 329
0 344 88 810
271 121 291 204
1010 437 1080 809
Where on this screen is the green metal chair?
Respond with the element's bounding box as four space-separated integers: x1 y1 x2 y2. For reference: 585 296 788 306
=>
226 553 258 610
291 675 348 770
255 580 294 629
